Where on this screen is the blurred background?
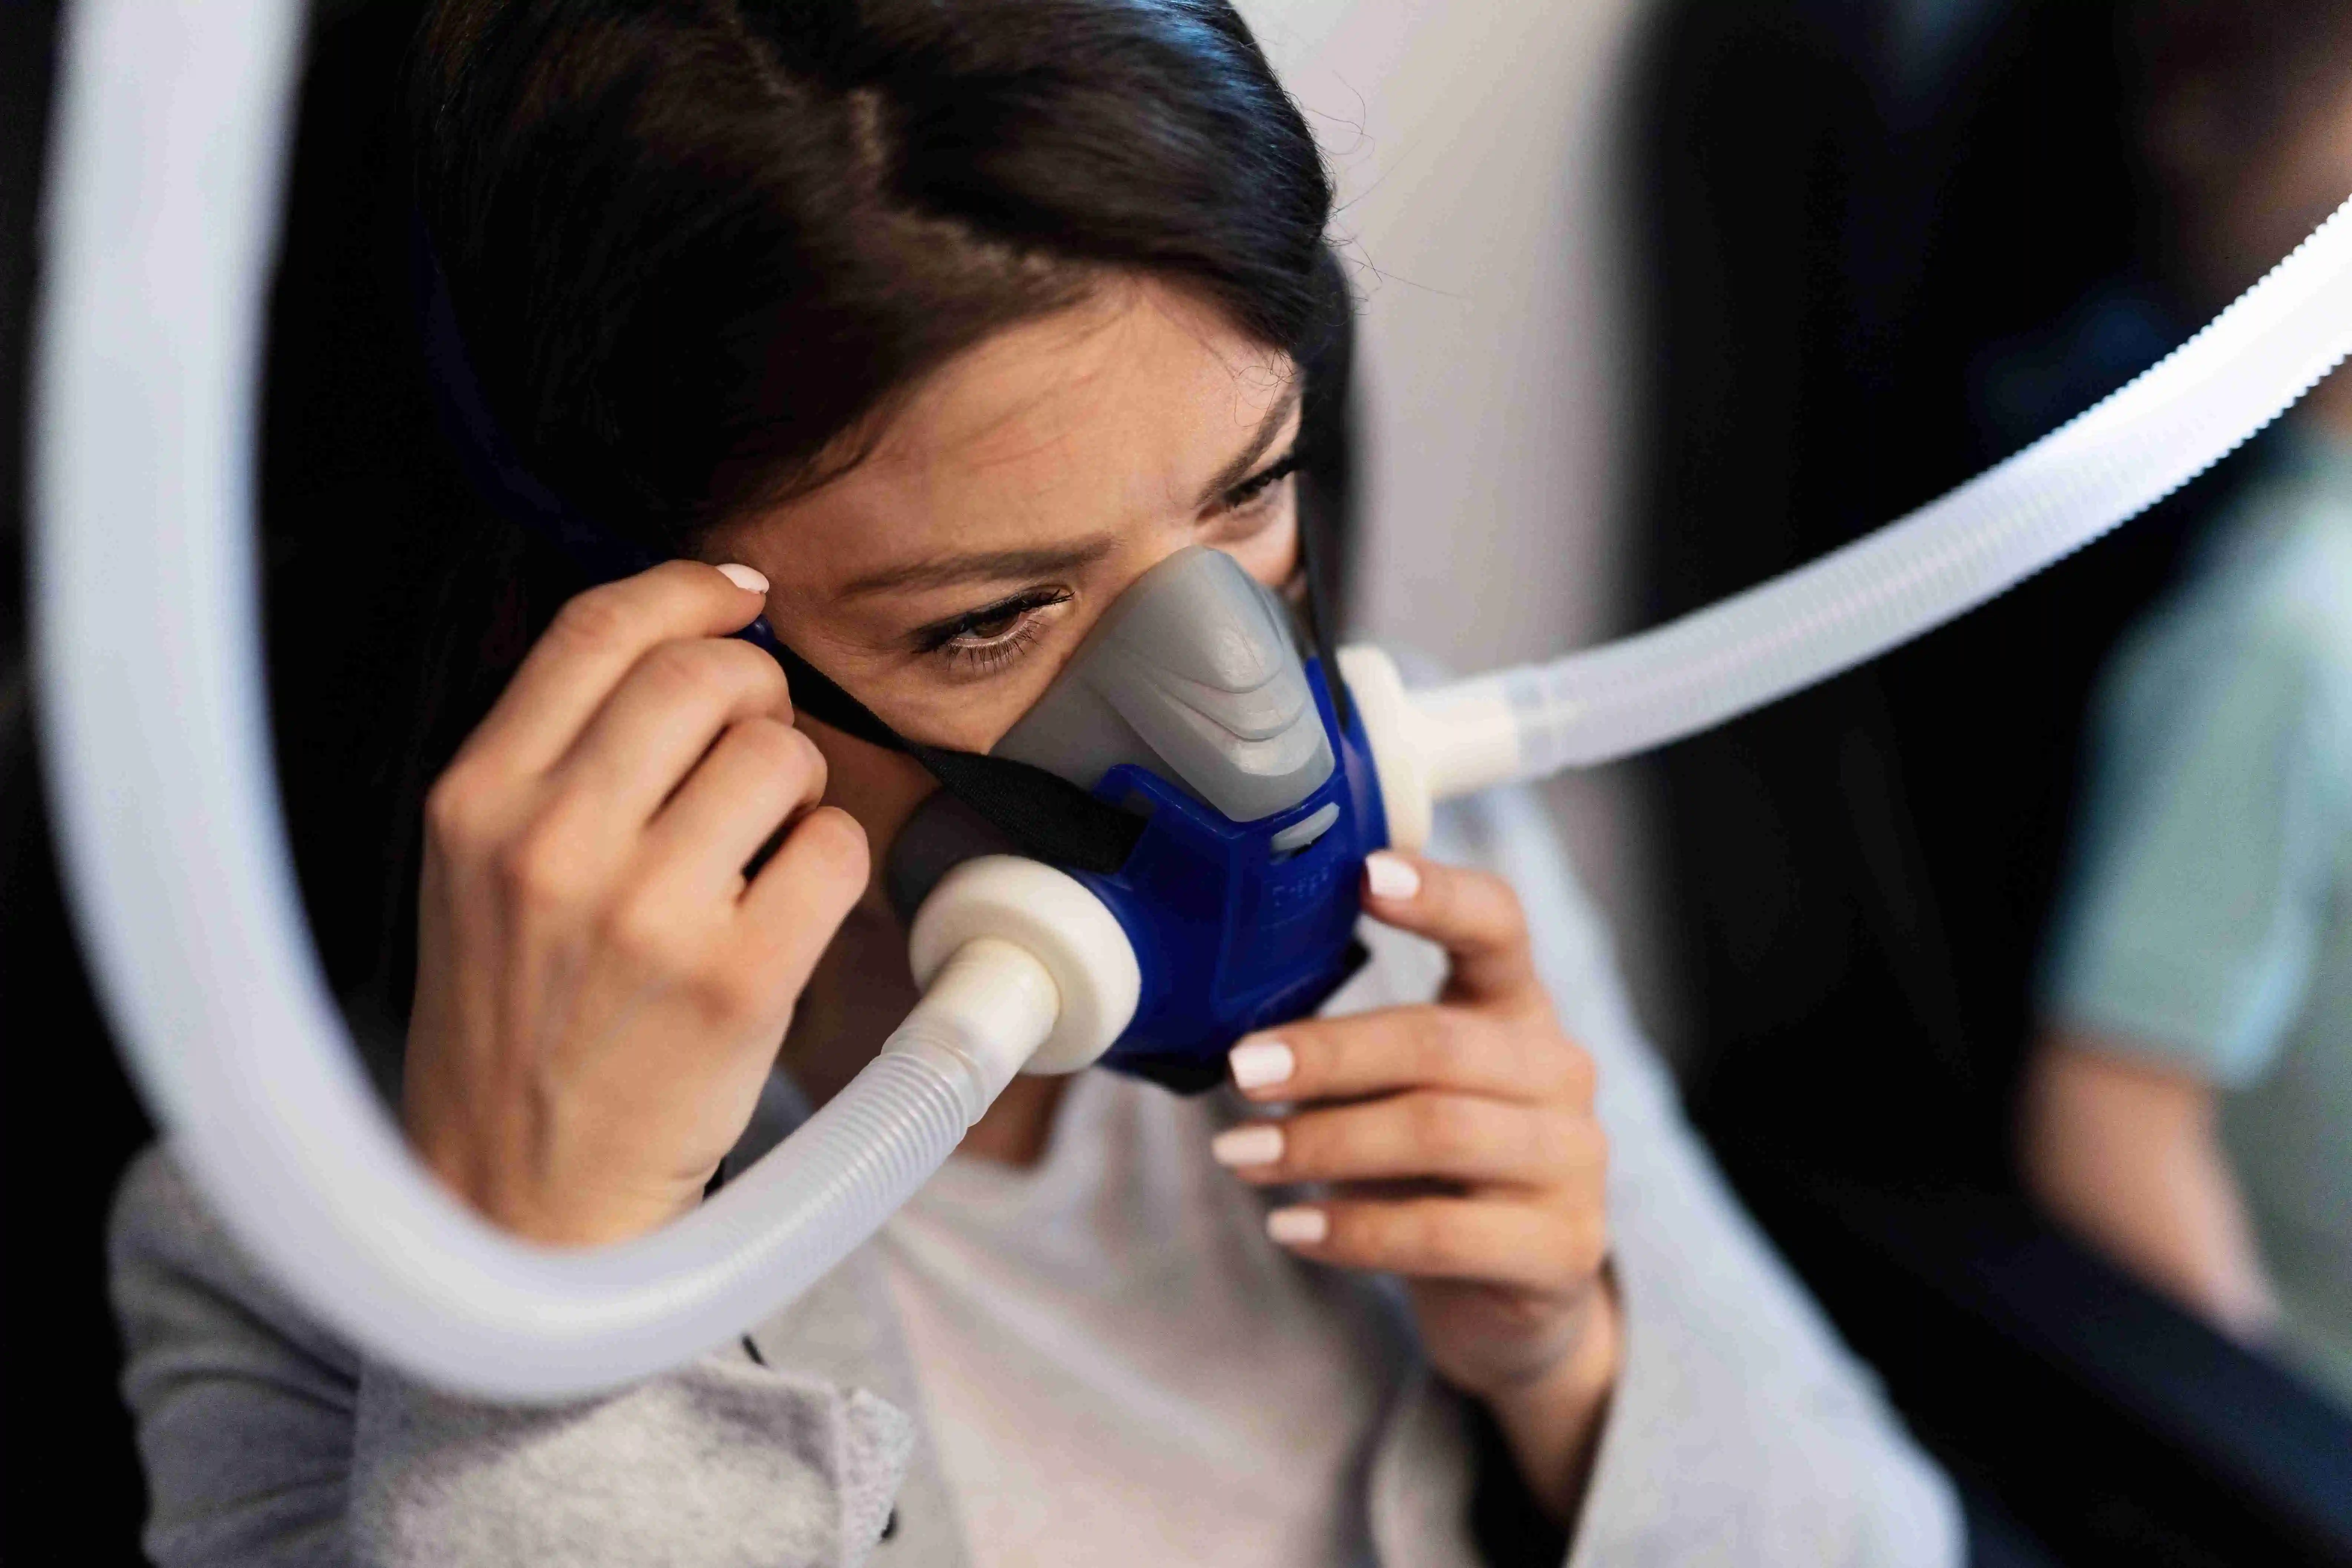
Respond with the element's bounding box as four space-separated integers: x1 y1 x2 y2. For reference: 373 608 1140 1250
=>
8 1 2352 1562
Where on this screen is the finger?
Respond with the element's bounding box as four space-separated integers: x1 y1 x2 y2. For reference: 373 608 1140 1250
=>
1228 1008 1594 1108
729 804 870 1002
1265 1195 1605 1291
552 636 794 829
459 560 771 779
1211 1093 1602 1189
1359 851 1539 1005
639 717 829 899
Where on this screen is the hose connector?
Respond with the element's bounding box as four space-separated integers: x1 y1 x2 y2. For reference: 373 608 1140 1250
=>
904 856 1143 1075
1337 646 1525 851
882 938 1061 1123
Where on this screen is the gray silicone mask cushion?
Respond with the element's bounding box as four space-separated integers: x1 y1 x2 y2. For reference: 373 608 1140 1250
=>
991 545 1335 823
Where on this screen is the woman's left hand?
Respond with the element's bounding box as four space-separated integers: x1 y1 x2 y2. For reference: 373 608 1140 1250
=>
1214 849 1620 1522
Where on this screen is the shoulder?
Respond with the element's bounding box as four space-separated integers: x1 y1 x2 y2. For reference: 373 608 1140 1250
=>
111 1143 362 1390
2137 444 2352 705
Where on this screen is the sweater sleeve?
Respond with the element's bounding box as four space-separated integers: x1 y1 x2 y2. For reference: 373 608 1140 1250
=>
109 1146 913 1568
1439 791 1964 1568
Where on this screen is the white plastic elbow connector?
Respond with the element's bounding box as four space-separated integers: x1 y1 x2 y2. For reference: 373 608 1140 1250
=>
905 856 1143 1075
1338 645 1521 853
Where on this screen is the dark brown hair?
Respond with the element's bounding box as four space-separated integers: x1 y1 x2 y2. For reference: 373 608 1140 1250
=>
412 0 1343 549
351 0 1350 1033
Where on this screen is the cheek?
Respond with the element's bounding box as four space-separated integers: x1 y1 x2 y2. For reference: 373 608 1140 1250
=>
1228 497 1302 592
856 656 1074 757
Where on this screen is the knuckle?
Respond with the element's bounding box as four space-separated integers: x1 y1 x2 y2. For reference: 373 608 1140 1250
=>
790 728 832 795
743 645 794 711
634 638 716 701
1575 1116 1610 1177
424 765 494 853
1399 1205 1470 1271
551 586 632 650
1406 1009 1459 1082
598 887 690 973
708 637 791 706
1456 866 1524 929
1283 1114 1336 1173
731 715 804 775
1330 1203 1392 1260
793 805 869 885
1562 1213 1610 1279
1406 1094 1477 1160
495 822 586 910
1545 1114 1608 1182
1554 1039 1598 1103
1519 1109 1565 1173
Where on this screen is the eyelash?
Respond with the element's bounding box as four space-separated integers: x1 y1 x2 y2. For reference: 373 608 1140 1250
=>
1219 450 1302 514
912 451 1301 678
916 587 1074 673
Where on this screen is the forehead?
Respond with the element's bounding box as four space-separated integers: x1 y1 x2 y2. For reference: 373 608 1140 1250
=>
744 279 1298 584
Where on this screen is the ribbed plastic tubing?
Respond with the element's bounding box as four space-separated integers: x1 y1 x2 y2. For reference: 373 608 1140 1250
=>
33 0 1001 1401
1427 192 2352 785
29 0 2352 1400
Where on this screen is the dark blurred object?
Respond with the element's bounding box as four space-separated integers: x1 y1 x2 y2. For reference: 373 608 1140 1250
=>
1 4 154 1564
1631 0 2352 1562
260 0 478 1048
4 1 446 1558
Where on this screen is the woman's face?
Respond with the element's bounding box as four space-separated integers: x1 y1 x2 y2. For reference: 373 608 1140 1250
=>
701 276 1306 875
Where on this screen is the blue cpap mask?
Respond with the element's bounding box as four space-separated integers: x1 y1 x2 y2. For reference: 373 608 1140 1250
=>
885 545 1389 1091
414 228 1386 1093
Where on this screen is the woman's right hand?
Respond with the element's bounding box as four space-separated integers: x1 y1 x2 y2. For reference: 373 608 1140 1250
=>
401 560 869 1246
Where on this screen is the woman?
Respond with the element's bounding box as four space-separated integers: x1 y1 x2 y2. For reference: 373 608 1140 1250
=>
110 3 1959 1564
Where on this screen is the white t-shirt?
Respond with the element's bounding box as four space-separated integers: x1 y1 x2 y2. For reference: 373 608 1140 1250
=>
880 1066 1414 1568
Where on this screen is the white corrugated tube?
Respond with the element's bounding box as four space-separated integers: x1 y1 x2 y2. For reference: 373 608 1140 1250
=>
1347 190 2352 849
29 0 2352 1400
32 0 1139 1401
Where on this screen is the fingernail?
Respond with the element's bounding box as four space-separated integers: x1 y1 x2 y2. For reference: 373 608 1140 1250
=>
1364 851 1420 901
1211 1125 1284 1168
716 562 770 594
1267 1207 1328 1245
1229 1038 1296 1092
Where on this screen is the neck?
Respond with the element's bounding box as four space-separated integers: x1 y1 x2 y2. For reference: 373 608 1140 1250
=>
784 897 1071 1168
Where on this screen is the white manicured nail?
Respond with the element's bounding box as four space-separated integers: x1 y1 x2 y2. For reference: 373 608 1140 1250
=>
1228 1038 1295 1091
1211 1125 1284 1168
1364 851 1420 901
716 562 770 594
1267 1207 1328 1245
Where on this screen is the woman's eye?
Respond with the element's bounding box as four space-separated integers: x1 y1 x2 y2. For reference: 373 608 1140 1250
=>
916 588 1073 675
954 605 1030 643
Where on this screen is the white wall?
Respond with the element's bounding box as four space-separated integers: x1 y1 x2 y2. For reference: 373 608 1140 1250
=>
1237 0 1683 1054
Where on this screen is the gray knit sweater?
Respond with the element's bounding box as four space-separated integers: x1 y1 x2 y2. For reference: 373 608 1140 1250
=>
110 787 1963 1568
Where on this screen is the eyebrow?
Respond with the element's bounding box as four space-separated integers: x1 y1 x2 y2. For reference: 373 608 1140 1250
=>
835 380 1305 600
838 536 1121 599
1193 378 1305 509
